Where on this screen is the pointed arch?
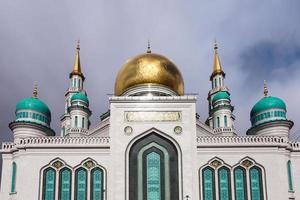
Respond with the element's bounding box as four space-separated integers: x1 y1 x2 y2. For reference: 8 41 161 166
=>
127 130 180 200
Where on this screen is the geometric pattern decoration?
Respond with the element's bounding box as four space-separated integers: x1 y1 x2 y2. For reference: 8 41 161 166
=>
59 168 72 200
250 167 263 200
234 167 247 200
218 167 231 200
146 152 161 200
91 168 103 200
203 167 215 200
43 168 56 200
76 168 87 200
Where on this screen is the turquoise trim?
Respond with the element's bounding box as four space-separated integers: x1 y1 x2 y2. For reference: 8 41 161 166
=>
71 92 89 104
11 162 17 193
16 98 51 117
251 110 286 125
250 96 286 118
212 91 230 103
287 161 293 191
16 111 50 125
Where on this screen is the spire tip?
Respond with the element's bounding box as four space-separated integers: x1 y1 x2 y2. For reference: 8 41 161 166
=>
33 81 38 98
147 40 151 53
264 80 269 97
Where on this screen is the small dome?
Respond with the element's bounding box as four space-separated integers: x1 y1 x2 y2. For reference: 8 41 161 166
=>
212 91 230 103
114 52 184 96
71 92 89 104
250 96 286 118
16 98 51 117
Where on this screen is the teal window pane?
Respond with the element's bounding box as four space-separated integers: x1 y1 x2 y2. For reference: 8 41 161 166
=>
59 168 71 200
224 116 228 127
76 168 87 200
11 162 17 193
287 161 293 191
75 116 78 128
234 168 247 200
82 117 85 129
250 167 263 200
217 117 220 128
147 152 161 200
43 168 56 200
91 168 103 200
203 167 215 200
218 167 230 200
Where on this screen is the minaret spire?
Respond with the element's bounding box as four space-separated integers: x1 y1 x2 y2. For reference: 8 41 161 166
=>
147 40 151 53
70 40 84 79
33 81 38 98
212 40 223 77
264 80 269 97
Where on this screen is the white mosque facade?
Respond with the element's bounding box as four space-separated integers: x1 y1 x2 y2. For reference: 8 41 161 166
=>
0 42 299 200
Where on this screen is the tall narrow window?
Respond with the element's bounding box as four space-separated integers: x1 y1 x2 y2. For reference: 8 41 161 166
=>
287 160 293 191
82 117 85 129
59 168 71 200
217 117 220 128
224 116 228 127
147 152 161 200
202 167 215 200
219 77 222 87
91 168 103 200
78 79 81 89
43 168 56 200
11 162 17 193
75 168 87 200
214 79 217 88
234 167 247 200
250 167 263 200
75 116 78 128
218 167 231 200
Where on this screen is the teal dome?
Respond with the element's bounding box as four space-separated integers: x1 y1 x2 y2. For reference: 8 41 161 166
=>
16 98 51 117
250 96 286 117
71 92 89 104
212 91 230 103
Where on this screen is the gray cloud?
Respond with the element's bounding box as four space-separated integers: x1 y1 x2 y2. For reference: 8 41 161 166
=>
1 0 300 177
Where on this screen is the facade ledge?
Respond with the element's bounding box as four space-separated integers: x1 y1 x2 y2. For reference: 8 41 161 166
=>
109 95 197 103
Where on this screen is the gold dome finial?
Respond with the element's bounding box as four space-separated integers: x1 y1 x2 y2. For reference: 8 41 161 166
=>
147 40 151 53
33 81 38 98
264 80 269 97
70 40 85 80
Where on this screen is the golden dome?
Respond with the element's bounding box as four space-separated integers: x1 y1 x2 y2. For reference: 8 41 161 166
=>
114 52 184 96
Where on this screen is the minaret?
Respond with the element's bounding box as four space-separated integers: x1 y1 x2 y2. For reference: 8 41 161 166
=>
206 41 235 136
60 41 91 136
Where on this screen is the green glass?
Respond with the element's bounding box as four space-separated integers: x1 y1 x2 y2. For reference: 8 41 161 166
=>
60 168 71 200
44 168 55 200
11 162 17 193
234 168 246 200
203 168 214 200
147 152 161 200
219 168 230 200
287 161 293 191
76 169 87 200
92 168 103 200
250 168 262 200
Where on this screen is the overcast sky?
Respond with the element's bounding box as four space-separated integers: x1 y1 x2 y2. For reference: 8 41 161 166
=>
0 1 300 172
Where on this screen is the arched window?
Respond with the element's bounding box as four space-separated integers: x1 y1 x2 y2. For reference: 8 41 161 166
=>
11 162 17 193
91 168 104 200
78 79 81 89
75 168 87 200
219 77 222 87
234 167 247 200
43 168 56 200
217 117 220 128
202 167 215 200
214 79 217 88
82 117 85 128
75 116 78 128
287 160 293 191
129 133 179 200
224 116 228 127
59 168 72 200
218 167 231 200
249 167 263 200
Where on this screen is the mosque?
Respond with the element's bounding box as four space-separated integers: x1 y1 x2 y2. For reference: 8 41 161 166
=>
0 41 298 200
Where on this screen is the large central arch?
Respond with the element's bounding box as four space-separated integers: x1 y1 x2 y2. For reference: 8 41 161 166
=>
128 132 179 200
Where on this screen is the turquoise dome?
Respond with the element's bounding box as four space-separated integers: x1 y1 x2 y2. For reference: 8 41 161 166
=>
71 92 89 104
16 98 51 117
212 91 230 102
250 96 286 117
